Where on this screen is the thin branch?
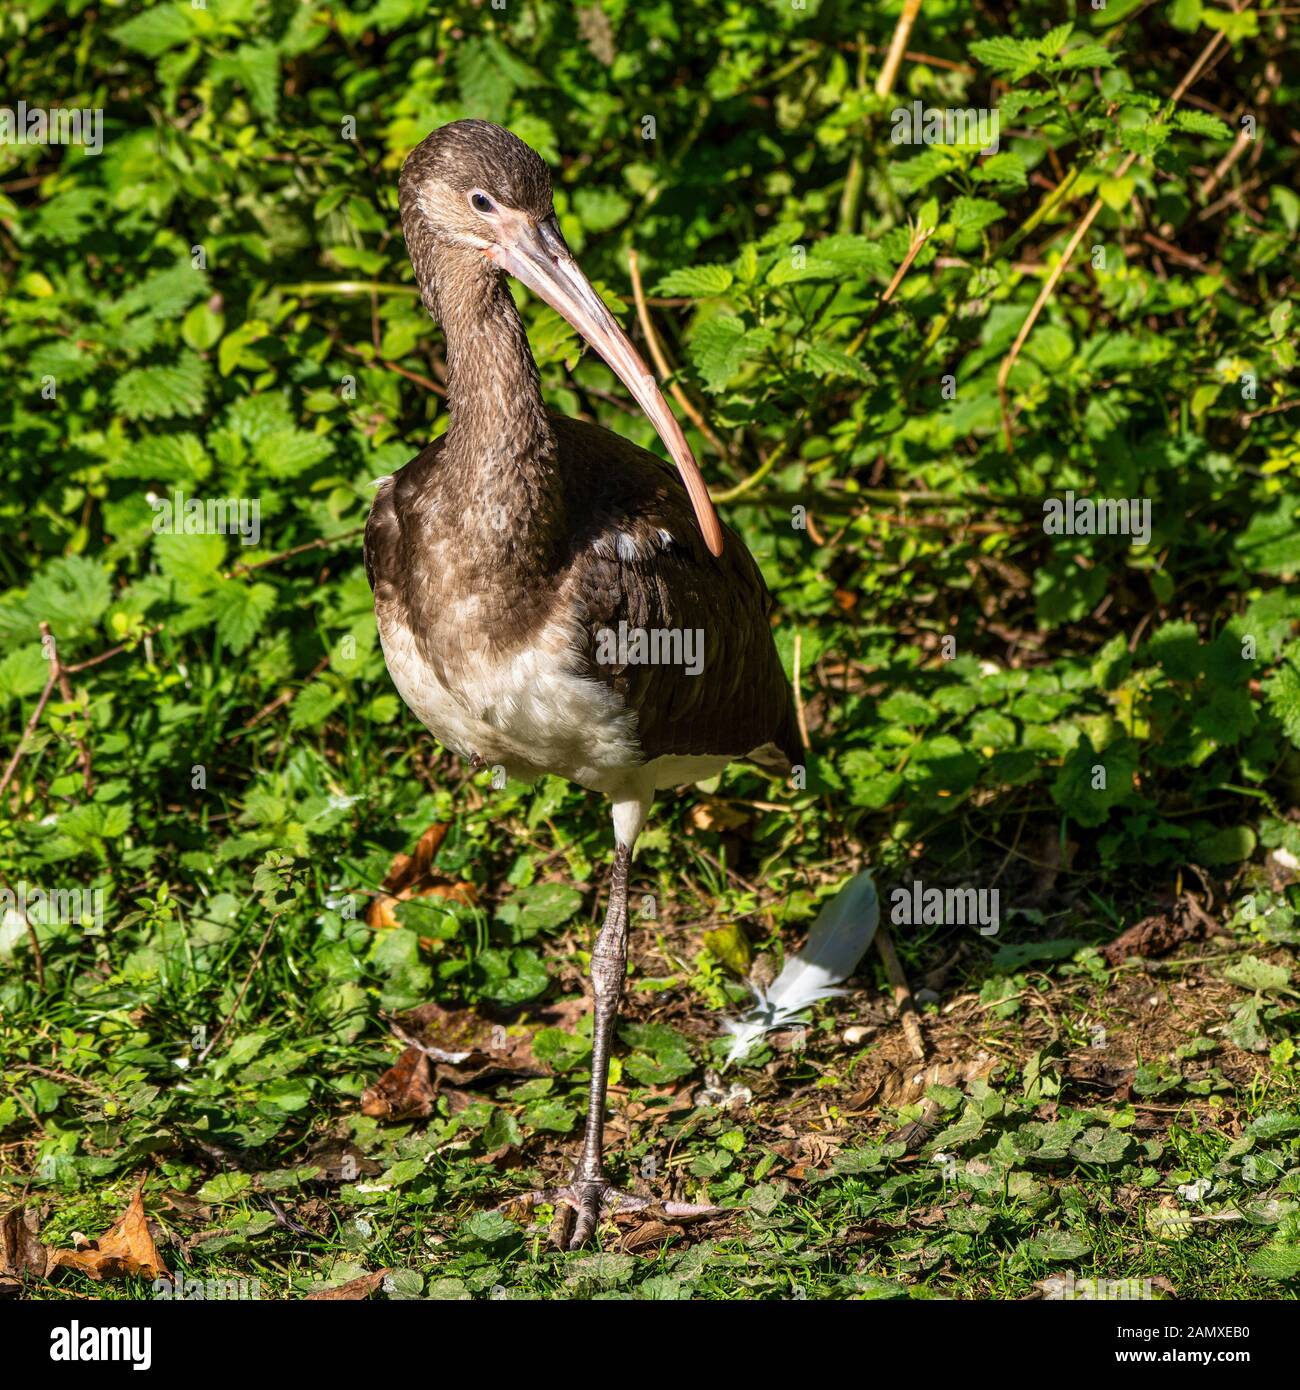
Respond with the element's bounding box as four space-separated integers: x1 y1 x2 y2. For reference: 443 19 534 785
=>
626 248 730 461
195 913 282 1064
281 281 420 298
339 342 444 396
1 627 155 803
711 440 789 504
231 655 331 741
230 525 365 576
792 632 811 752
50 630 93 797
1198 123 1255 203
1241 397 1300 424
875 0 924 100
0 647 59 801
860 221 936 338
996 23 1233 451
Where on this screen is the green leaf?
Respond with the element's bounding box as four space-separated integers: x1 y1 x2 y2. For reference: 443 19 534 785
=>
154 530 226 588
1057 42 1116 69
1052 739 1137 828
972 153 1028 190
946 196 1005 237
1263 648 1300 747
1247 1243 1300 1281
195 1172 252 1203
572 187 631 233
968 36 1041 79
1201 825 1257 865
688 315 774 392
1070 1126 1132 1164
802 342 873 382
1224 955 1290 992
290 682 343 730
111 3 195 57
1235 496 1300 576
112 352 208 420
1146 620 1202 681
23 557 113 639
1040 23 1074 57
495 883 584 942
1099 176 1136 211
1174 109 1233 140
253 429 333 478
619 1022 695 1084
0 644 49 703
217 581 277 654
1020 1229 1092 1261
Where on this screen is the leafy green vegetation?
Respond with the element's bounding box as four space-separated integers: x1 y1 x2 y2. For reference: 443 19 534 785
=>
2 0 1298 1300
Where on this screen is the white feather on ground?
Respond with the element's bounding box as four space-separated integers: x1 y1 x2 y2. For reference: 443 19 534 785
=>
721 870 879 1066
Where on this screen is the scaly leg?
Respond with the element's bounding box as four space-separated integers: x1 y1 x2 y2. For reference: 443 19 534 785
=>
498 807 718 1246
567 840 631 1245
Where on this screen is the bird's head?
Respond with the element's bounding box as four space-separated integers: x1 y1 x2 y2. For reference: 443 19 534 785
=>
399 119 723 557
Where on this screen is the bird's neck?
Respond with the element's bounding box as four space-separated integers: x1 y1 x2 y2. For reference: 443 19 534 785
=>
414 239 567 569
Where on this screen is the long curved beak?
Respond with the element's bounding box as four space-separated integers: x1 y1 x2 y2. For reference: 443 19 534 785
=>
485 216 724 558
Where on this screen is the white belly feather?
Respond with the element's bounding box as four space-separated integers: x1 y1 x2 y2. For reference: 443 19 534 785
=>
378 614 729 800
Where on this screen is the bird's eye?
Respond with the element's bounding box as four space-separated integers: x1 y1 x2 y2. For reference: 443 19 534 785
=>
470 191 495 214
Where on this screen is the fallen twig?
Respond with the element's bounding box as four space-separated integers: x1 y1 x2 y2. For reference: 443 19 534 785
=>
875 925 926 1060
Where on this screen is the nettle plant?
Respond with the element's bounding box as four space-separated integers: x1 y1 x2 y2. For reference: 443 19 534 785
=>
625 23 1299 868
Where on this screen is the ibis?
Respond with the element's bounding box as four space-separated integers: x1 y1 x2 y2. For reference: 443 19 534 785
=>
365 119 799 1246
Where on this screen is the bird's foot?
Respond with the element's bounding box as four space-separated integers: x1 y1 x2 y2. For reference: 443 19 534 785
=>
496 1180 721 1250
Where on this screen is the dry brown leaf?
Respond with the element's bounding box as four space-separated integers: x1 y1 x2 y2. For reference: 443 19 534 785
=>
299 1140 383 1183
363 998 587 1119
687 800 750 833
1102 911 1197 966
367 823 478 931
47 1182 167 1282
305 1267 391 1301
878 1054 998 1108
382 823 448 892
360 1047 436 1120
0 1205 48 1293
619 1220 680 1253
367 881 478 932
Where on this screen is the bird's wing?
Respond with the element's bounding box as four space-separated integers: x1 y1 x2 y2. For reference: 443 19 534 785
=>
553 417 800 765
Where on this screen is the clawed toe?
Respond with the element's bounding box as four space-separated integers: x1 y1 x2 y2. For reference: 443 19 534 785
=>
495 1181 721 1248
567 1180 606 1249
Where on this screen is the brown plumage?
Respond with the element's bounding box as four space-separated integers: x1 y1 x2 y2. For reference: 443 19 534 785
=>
365 119 797 1245
365 415 798 768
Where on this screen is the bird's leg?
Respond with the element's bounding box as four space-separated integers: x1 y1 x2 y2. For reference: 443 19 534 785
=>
495 810 720 1246
567 840 631 1246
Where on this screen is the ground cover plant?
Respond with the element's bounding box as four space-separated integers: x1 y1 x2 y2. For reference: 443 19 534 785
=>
1 0 1299 1303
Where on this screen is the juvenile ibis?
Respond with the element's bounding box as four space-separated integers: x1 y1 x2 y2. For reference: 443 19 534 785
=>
365 120 800 1246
